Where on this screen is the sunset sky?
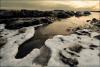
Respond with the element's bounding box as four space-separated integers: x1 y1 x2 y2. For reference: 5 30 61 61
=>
0 0 100 11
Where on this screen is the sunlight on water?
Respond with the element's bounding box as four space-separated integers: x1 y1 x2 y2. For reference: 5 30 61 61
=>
36 12 99 36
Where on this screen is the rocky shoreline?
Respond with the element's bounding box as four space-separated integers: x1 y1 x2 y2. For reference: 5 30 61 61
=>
0 10 100 67
0 10 91 30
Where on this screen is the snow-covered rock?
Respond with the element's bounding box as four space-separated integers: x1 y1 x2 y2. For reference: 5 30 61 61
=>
0 24 41 67
0 23 100 67
45 29 100 67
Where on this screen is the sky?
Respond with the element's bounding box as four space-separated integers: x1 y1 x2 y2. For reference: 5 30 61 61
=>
0 0 100 11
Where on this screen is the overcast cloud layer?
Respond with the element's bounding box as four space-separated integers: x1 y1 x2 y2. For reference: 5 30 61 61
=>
0 0 99 11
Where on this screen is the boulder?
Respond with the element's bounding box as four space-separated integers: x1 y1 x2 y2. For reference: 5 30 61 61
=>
90 18 100 27
75 11 82 17
83 11 91 16
75 11 91 17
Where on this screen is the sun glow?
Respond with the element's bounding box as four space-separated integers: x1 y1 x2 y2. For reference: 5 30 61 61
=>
70 1 99 8
0 0 99 11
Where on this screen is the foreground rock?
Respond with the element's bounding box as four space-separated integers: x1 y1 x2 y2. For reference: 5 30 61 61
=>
45 29 100 67
0 22 100 67
0 24 41 67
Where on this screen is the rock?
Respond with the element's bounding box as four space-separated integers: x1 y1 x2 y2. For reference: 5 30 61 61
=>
40 17 53 24
0 10 13 18
59 51 79 66
69 44 83 53
90 18 100 27
94 35 100 40
75 11 91 17
45 29 100 66
0 37 7 48
5 18 40 29
83 11 91 16
53 10 70 18
75 29 91 36
89 44 98 50
86 20 91 22
18 28 26 33
0 25 41 67
5 20 25 29
65 11 75 16
75 11 82 17
5 17 53 29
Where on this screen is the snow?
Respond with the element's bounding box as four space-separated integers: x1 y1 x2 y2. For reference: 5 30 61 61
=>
0 24 40 67
0 24 100 67
45 29 100 67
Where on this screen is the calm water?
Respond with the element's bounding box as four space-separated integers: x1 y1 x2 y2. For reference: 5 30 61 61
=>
16 12 100 58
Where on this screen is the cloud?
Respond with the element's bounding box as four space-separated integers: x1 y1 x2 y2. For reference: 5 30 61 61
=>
0 0 99 11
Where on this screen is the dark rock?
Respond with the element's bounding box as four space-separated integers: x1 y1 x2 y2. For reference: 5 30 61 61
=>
69 44 83 53
0 19 17 24
59 52 79 66
5 20 24 29
0 10 13 19
31 19 40 25
40 18 53 24
59 37 64 42
75 11 91 17
98 53 100 57
92 18 98 22
75 27 81 31
56 13 70 18
89 44 98 50
4 17 54 29
5 18 40 29
75 11 82 17
86 20 91 22
91 18 98 24
0 37 7 48
83 11 91 16
53 10 70 18
94 35 100 40
75 30 91 36
65 11 75 16
0 56 2 59
91 18 100 27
